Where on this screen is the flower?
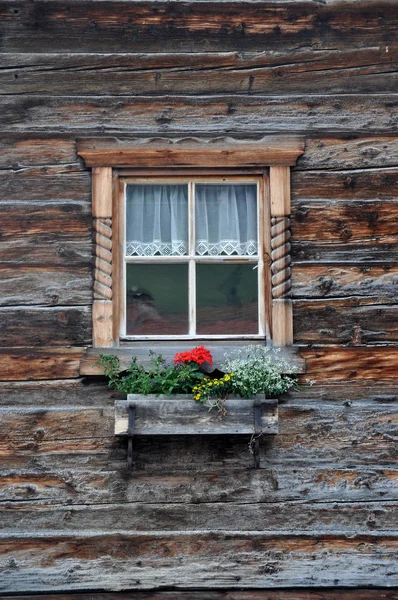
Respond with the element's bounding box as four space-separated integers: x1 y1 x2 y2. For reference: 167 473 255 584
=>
174 345 213 366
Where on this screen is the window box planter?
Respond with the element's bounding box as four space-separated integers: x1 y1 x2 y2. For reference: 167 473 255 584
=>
115 395 278 470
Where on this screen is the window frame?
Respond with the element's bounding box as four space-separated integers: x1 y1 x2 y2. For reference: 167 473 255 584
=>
77 137 304 355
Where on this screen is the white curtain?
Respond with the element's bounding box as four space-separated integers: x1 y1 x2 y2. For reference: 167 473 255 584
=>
126 183 257 257
195 184 257 256
126 184 189 256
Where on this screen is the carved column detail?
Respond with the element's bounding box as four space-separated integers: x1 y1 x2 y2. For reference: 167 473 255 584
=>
93 217 113 300
270 216 291 299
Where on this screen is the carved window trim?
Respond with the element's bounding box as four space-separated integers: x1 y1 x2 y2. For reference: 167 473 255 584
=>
77 137 304 353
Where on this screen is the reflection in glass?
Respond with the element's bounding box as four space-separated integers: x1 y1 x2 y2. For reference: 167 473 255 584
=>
196 263 258 335
126 264 188 335
126 184 188 256
195 184 258 256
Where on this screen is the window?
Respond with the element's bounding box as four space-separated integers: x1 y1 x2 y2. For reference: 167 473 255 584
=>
77 137 304 357
122 177 265 339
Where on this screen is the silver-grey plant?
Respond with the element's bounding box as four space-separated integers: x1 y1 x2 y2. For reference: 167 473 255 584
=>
221 345 299 398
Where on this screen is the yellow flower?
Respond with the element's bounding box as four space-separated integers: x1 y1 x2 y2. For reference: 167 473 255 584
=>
224 375 230 381
195 394 201 400
208 382 213 386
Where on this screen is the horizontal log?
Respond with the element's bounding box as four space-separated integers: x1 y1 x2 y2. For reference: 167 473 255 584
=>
1 95 397 135
1 465 396 506
0 165 89 202
0 135 78 168
0 237 91 267
0 201 91 238
0 306 91 347
0 348 85 381
292 265 398 300
3 593 398 600
1 1 396 53
297 136 398 171
292 168 398 200
0 266 92 306
1 499 396 535
294 299 398 344
1 400 396 469
301 346 398 382
291 199 398 262
2 47 397 96
0 532 397 591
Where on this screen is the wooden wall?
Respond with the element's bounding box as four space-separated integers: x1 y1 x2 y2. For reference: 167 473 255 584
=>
0 0 397 594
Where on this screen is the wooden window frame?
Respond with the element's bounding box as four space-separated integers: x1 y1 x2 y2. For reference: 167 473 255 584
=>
77 137 304 354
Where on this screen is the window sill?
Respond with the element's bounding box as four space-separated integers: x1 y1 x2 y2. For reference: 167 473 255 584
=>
79 343 305 376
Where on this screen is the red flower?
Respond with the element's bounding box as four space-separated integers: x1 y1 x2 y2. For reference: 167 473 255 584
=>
174 345 213 366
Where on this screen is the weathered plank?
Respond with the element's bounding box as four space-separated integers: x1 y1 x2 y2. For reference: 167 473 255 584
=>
0 237 91 267
294 299 398 344
0 348 85 381
297 136 398 171
293 168 398 200
3 48 397 96
292 265 398 301
1 465 397 505
301 346 398 382
0 266 92 306
291 200 398 263
0 166 89 202
0 532 397 591
0 306 91 347
0 135 78 168
81 345 305 376
1 499 396 534
0 1 396 53
1 400 397 470
3 593 398 600
1 95 397 135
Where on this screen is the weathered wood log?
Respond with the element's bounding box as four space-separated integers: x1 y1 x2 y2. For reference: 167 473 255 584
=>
0 166 89 202
1 1 396 53
292 168 398 200
1 47 397 96
1 498 396 534
0 237 91 267
0 135 79 168
293 265 398 301
0 532 397 591
1 400 396 470
0 348 85 381
1 95 397 135
294 299 398 344
0 266 92 306
3 592 398 600
0 307 91 347
291 200 398 263
1 465 396 506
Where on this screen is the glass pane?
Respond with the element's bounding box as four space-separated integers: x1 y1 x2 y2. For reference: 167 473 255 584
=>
126 184 188 256
126 264 188 335
195 184 258 256
196 263 258 335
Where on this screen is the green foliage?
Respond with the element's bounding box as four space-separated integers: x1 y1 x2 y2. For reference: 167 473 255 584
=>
221 345 299 398
98 351 205 395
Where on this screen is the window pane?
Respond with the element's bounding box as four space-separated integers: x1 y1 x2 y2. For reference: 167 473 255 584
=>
196 263 258 335
195 184 257 256
126 184 188 256
126 264 188 335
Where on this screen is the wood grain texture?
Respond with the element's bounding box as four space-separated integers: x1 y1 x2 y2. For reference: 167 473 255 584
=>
0 266 92 306
115 397 278 436
292 265 398 301
1 48 397 96
3 593 398 600
78 137 304 167
1 95 397 135
0 165 89 202
0 306 91 347
0 1 396 52
0 348 85 381
93 301 114 348
0 532 397 591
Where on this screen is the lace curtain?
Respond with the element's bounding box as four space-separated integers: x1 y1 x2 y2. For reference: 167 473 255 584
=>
126 183 257 257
